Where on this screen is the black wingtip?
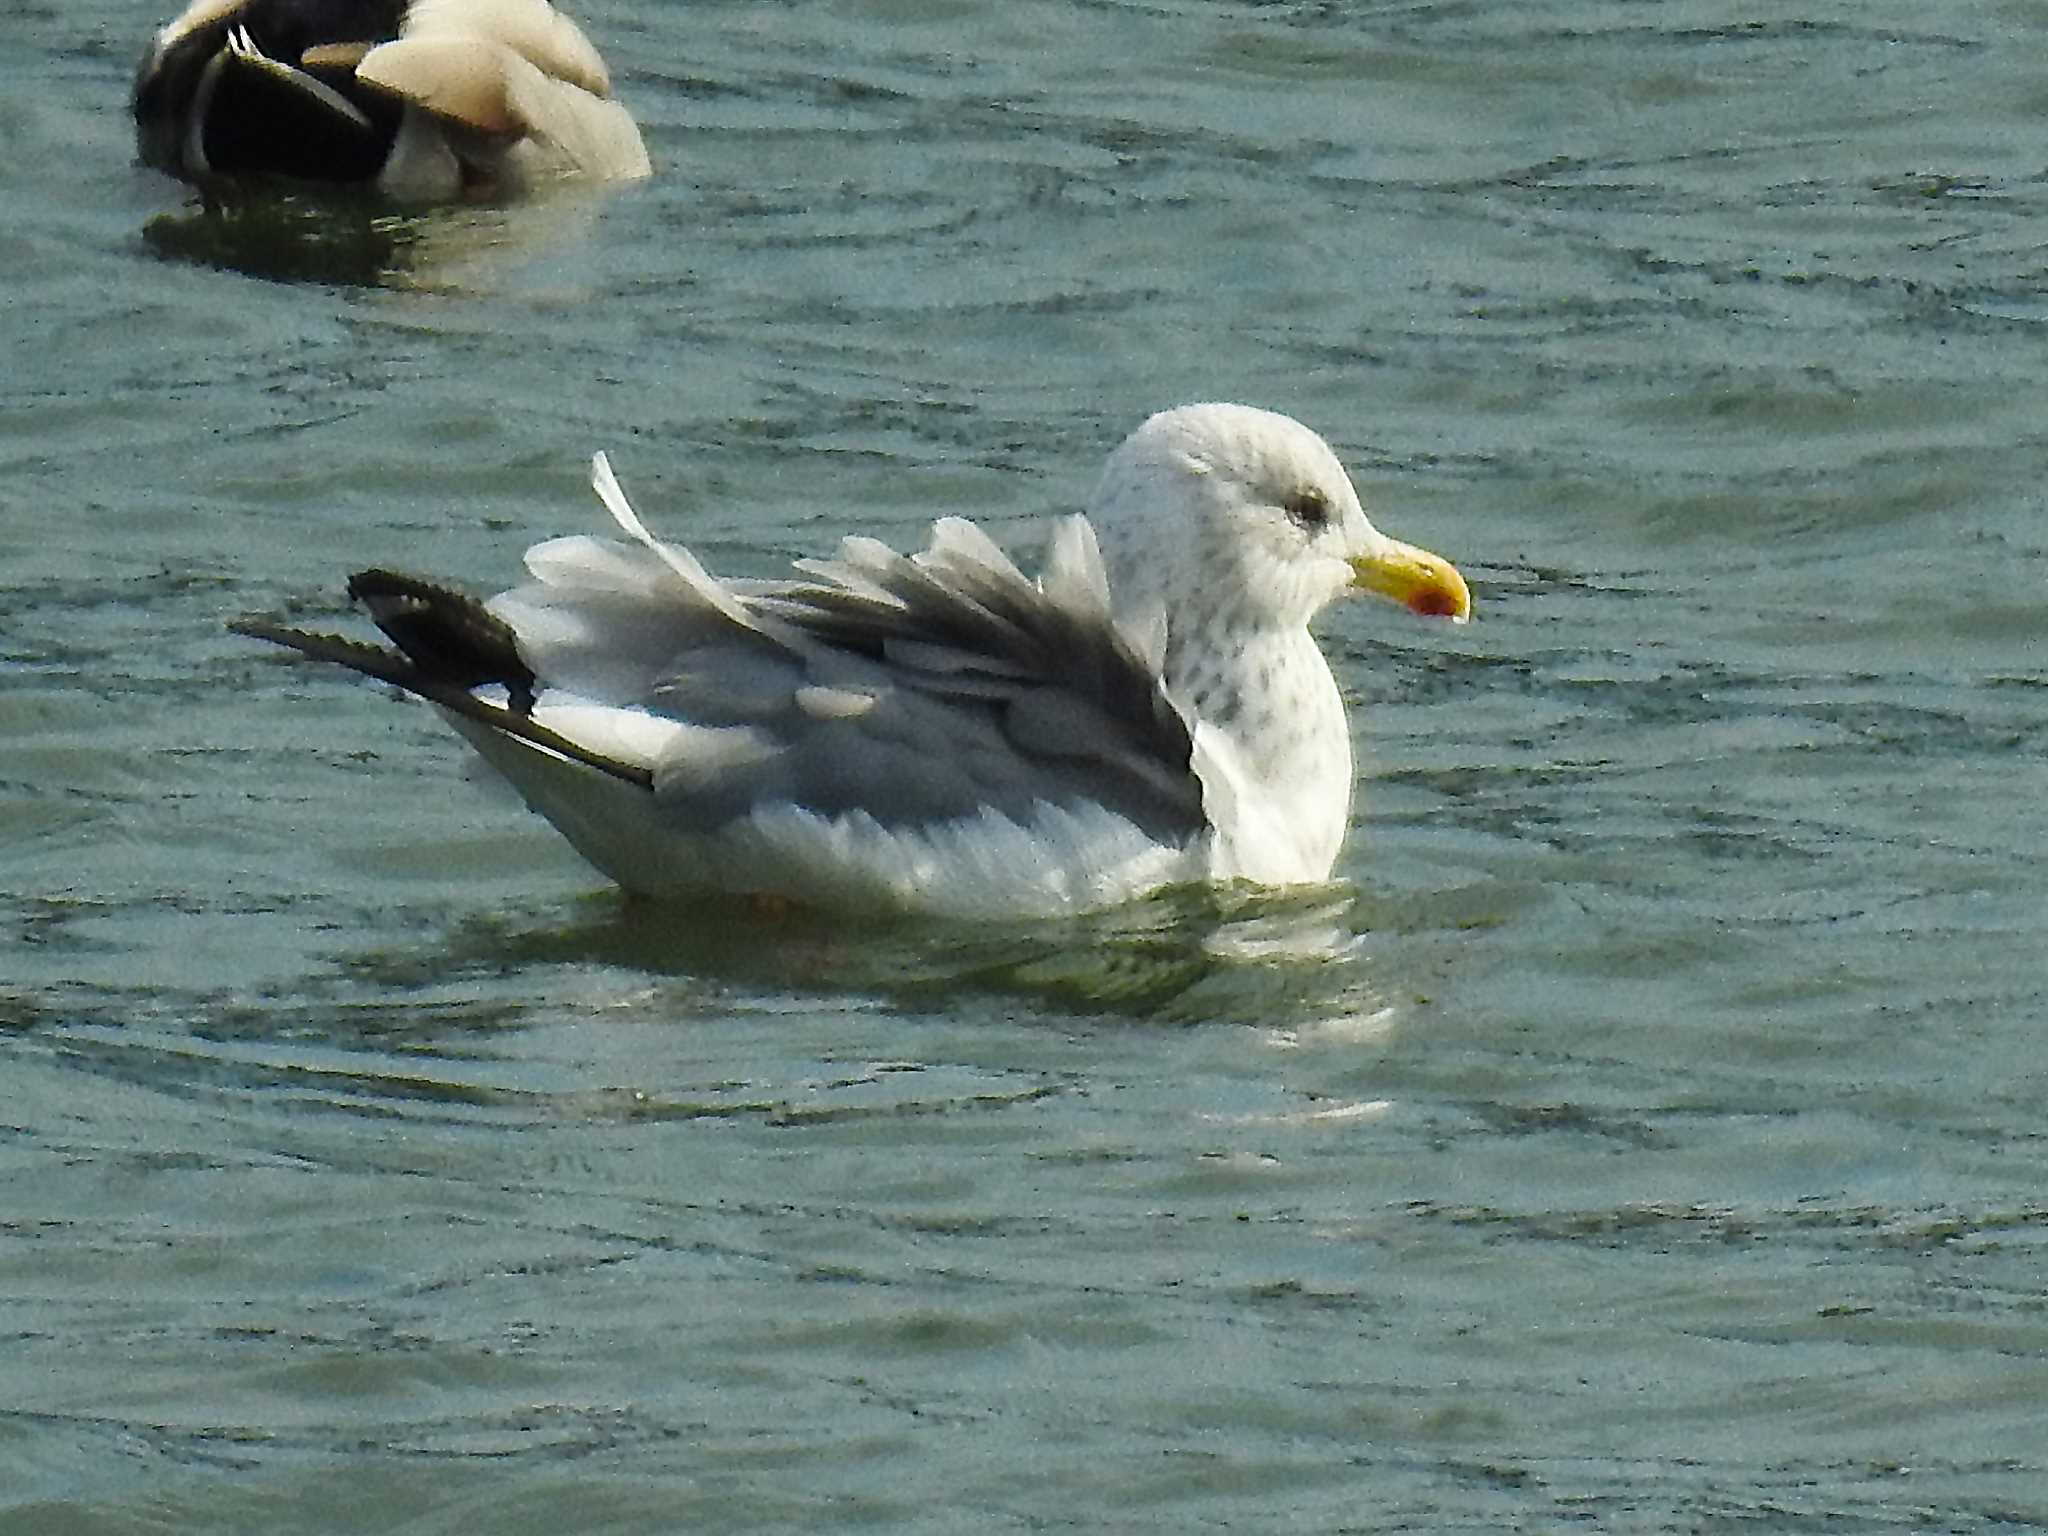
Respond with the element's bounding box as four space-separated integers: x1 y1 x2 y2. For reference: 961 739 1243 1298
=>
345 568 538 715
229 607 654 792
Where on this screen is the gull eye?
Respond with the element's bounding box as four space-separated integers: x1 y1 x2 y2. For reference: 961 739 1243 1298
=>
1282 486 1332 533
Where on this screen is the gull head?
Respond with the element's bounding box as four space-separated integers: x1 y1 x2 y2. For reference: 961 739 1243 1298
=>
1087 403 1471 634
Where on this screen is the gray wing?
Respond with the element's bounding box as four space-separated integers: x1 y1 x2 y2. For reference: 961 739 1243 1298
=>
492 512 1205 843
239 506 1206 847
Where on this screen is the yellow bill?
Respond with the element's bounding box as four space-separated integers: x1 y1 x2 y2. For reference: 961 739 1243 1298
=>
1350 539 1471 623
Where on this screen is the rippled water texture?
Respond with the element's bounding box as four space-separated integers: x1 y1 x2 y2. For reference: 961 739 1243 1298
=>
5 1 2047 1529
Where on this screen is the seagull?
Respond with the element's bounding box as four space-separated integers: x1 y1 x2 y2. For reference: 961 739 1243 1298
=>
133 0 650 199
234 404 1471 918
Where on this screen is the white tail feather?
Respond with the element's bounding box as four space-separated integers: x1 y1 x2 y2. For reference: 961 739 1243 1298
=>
921 517 1029 588
1041 514 1112 622
589 450 654 544
587 452 759 630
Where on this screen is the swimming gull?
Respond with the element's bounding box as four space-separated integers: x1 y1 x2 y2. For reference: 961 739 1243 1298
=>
234 403 1471 917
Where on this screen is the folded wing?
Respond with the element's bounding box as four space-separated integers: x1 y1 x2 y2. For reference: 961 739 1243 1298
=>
236 457 1209 908
485 457 1204 843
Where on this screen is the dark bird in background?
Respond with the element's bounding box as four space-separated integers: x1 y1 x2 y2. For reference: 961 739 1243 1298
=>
133 0 651 199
